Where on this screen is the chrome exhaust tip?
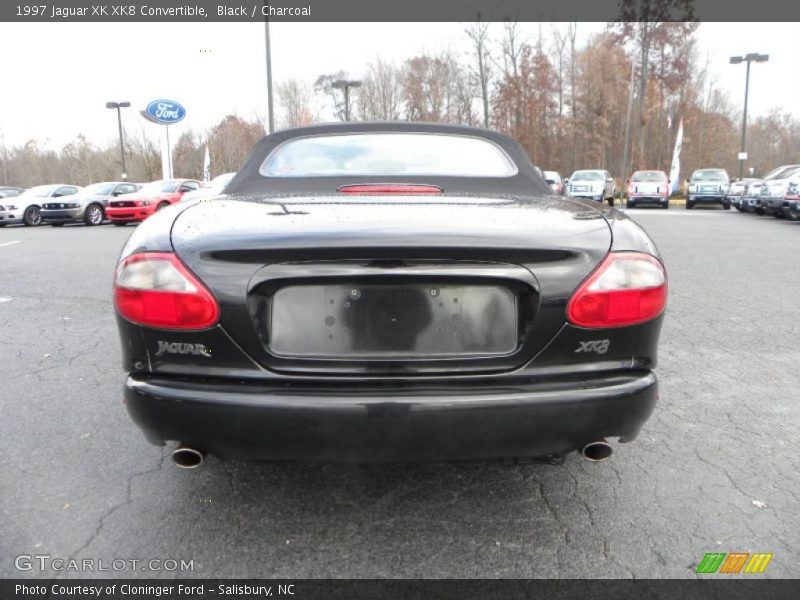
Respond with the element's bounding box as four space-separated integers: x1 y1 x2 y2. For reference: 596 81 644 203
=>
172 445 205 469
581 440 613 462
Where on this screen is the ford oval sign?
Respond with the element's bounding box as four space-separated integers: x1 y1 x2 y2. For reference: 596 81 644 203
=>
144 99 186 124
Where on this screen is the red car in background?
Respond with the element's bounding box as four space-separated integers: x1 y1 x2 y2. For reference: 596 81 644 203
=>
625 170 671 209
106 179 202 225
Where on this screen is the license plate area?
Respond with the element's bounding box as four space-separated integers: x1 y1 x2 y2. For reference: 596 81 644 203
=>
269 283 518 359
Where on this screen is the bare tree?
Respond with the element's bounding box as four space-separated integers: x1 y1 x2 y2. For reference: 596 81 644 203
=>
551 26 568 118
357 59 404 121
403 52 472 124
314 71 350 121
208 115 266 173
276 78 318 129
465 23 492 128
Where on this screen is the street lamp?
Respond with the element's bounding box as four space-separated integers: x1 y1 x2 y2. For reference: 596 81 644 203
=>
332 80 362 121
264 14 275 134
106 101 131 180
729 53 769 179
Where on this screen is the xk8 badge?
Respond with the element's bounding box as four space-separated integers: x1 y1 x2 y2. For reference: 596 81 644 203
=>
155 341 211 358
575 340 610 355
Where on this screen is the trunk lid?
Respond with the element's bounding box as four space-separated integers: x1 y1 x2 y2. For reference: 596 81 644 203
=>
170 194 612 375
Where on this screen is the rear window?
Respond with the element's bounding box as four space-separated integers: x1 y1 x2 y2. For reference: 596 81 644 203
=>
259 133 518 178
631 171 667 182
570 171 604 181
691 170 728 182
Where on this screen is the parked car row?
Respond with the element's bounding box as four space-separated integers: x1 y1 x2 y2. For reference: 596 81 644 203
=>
0 173 236 228
727 164 800 219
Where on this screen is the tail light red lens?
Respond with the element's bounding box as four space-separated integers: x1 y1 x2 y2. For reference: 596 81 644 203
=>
114 252 219 329
567 252 667 328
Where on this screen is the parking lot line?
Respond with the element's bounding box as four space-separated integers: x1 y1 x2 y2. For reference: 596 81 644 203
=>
0 240 21 248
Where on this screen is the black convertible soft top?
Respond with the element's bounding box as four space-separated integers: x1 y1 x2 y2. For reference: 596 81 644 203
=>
224 121 551 197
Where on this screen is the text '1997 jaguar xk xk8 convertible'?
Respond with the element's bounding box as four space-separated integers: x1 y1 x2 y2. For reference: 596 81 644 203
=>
114 122 666 468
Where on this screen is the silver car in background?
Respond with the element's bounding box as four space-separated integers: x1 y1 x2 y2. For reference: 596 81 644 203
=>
565 169 616 206
41 181 141 226
759 166 800 218
0 184 83 226
727 178 758 211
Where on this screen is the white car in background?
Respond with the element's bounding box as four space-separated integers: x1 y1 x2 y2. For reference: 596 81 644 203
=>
759 165 800 217
727 178 758 211
180 172 237 202
686 169 730 209
0 184 83 226
565 170 616 206
741 165 799 214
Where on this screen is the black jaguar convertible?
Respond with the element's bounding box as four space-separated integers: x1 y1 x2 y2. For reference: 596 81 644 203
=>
115 122 666 467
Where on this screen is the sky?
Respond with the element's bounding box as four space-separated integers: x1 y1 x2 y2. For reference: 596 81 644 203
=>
0 22 797 149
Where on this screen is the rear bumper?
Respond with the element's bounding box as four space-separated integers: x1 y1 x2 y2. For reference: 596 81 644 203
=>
124 371 658 462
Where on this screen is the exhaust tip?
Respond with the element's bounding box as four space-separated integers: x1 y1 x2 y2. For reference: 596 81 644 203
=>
172 446 205 469
581 440 613 462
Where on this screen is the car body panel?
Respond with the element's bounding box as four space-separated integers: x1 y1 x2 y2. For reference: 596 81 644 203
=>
115 122 664 462
125 371 657 462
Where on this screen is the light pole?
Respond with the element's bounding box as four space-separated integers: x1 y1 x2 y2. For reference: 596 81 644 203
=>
332 80 362 121
264 14 275 134
106 101 131 180
730 53 768 179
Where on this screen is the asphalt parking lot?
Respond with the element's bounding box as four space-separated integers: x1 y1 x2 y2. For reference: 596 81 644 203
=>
1 208 798 579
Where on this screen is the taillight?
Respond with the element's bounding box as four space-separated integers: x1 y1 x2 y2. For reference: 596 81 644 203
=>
567 252 667 328
337 184 443 195
114 252 219 329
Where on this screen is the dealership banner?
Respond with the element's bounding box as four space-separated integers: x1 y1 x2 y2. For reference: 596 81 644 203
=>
3 579 800 600
669 119 684 195
2 0 800 22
